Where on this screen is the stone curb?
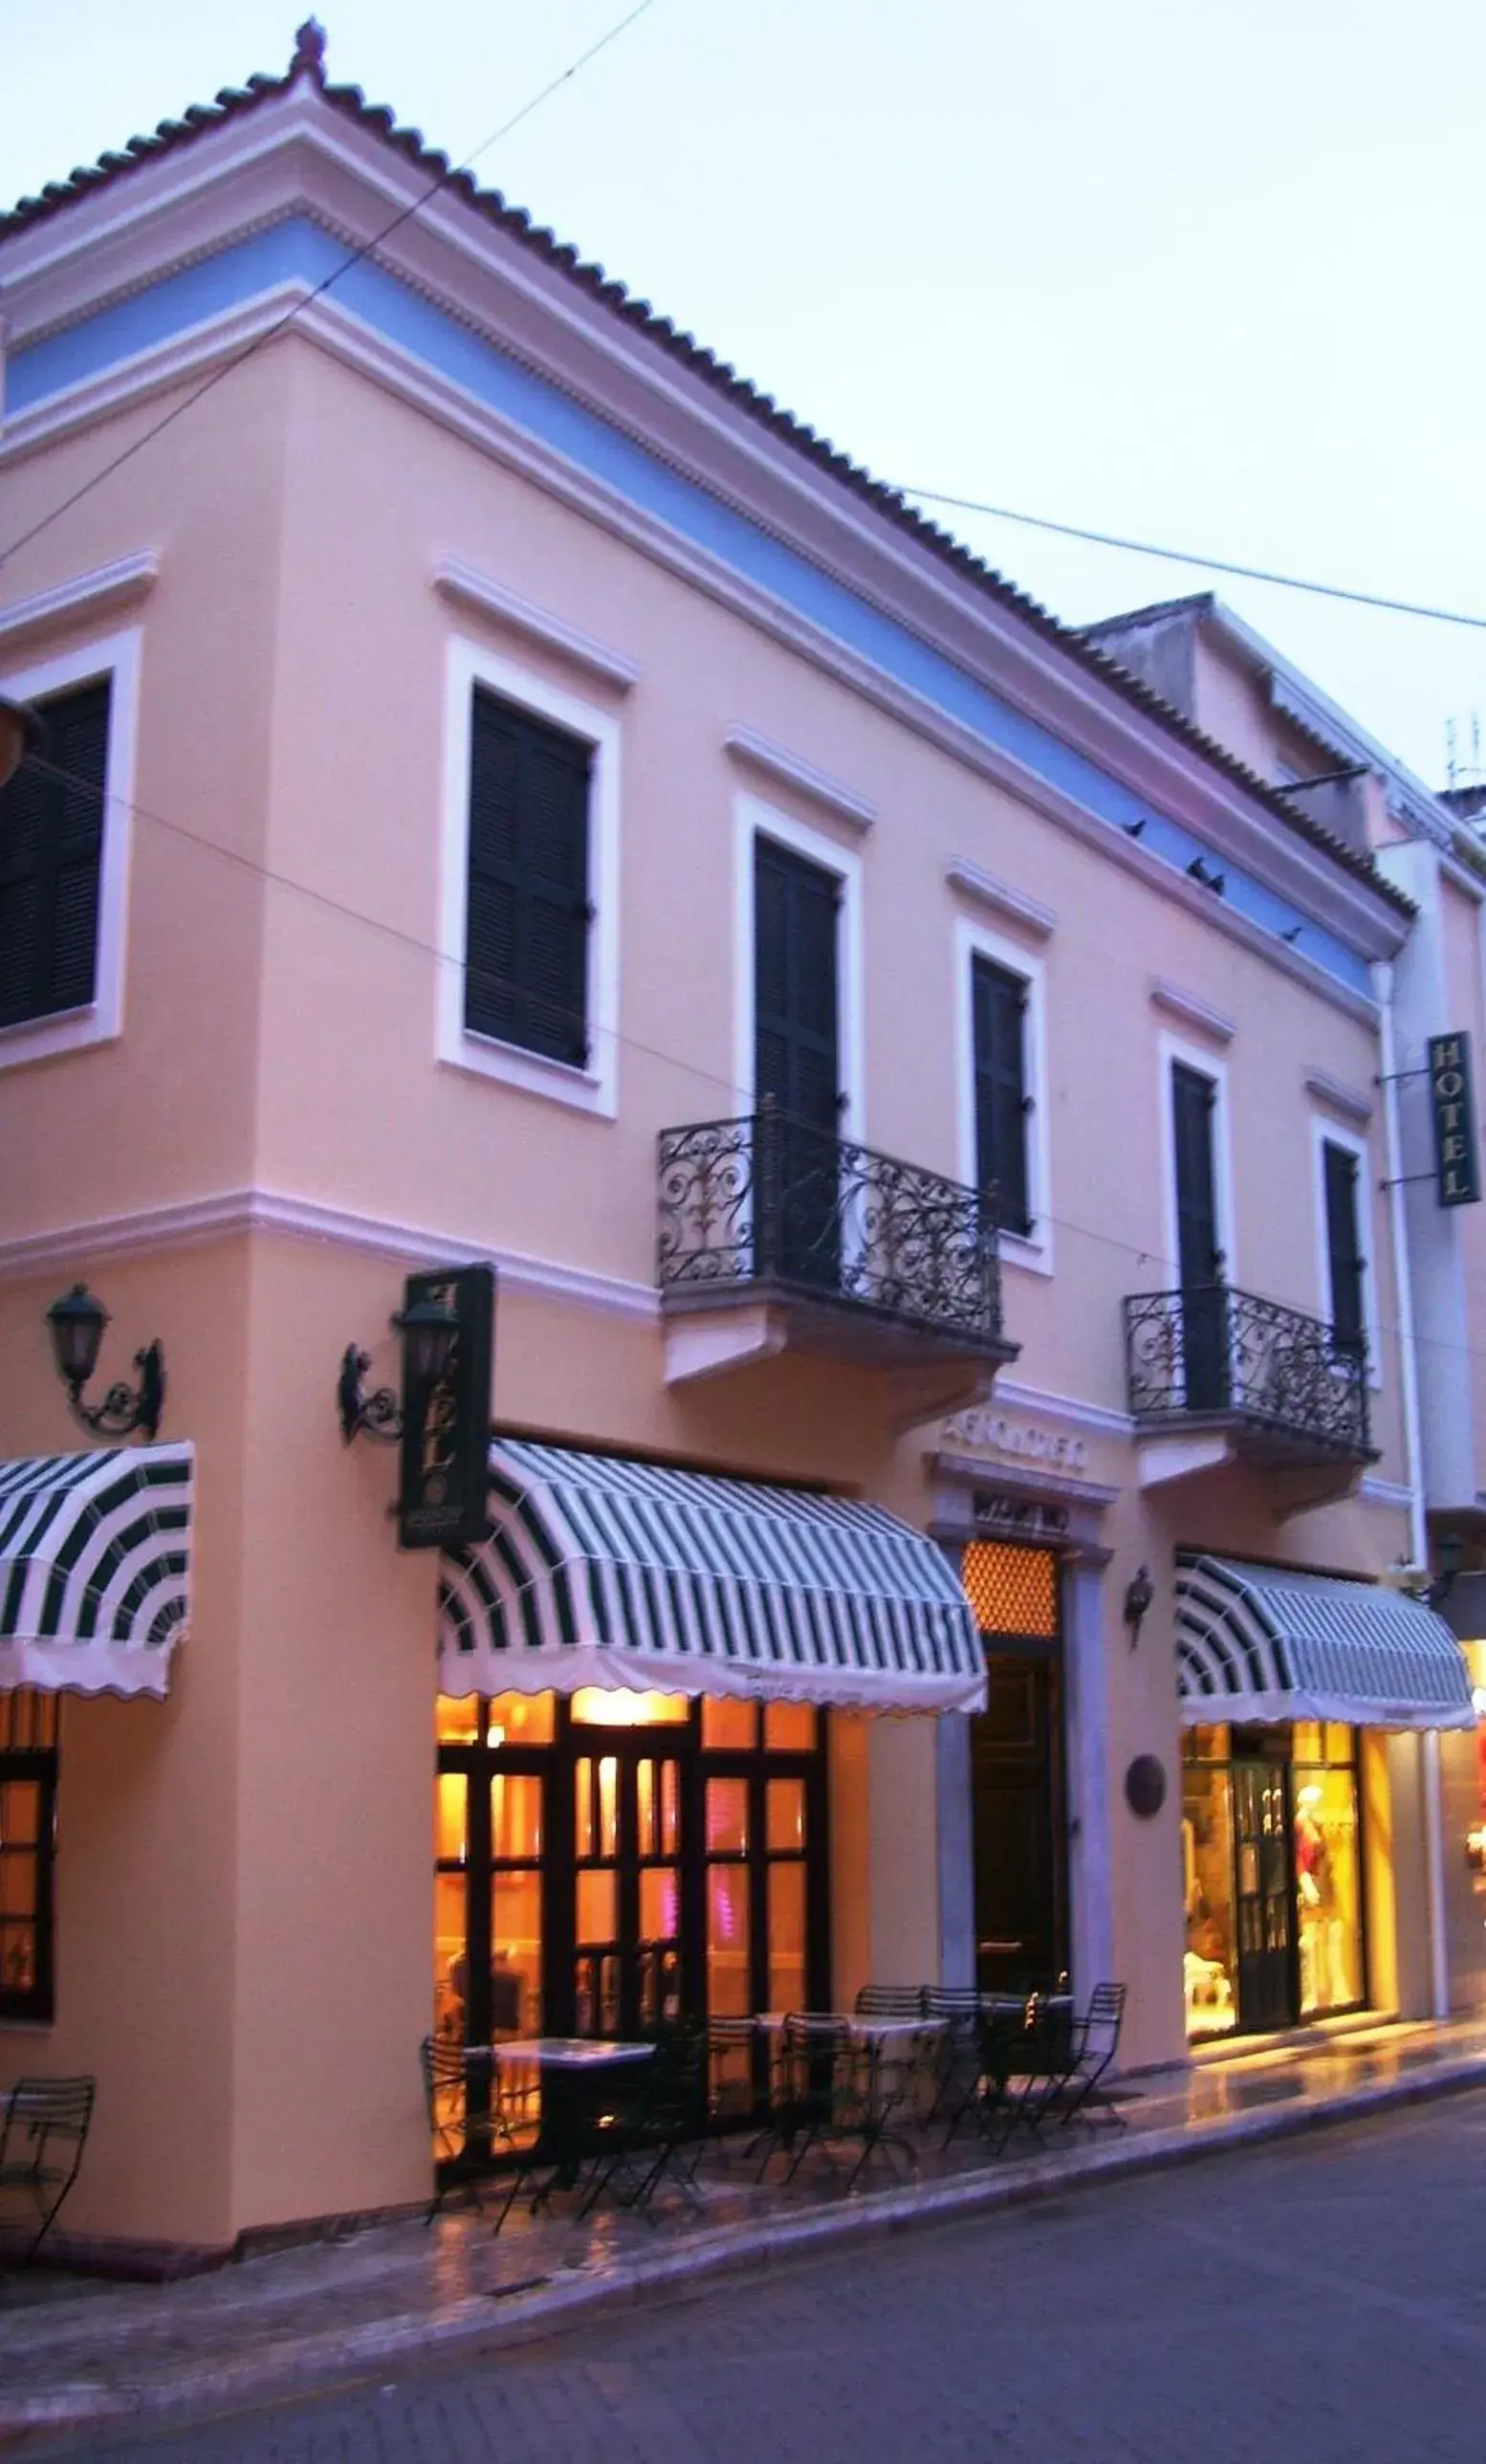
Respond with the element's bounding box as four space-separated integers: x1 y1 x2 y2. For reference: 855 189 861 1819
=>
6 2053 1485 2450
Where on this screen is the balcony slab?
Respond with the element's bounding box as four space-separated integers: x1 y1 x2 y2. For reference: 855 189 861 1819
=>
661 1284 1016 1428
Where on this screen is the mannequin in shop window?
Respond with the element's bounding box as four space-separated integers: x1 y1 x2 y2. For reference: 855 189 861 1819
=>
1296 1784 1344 2010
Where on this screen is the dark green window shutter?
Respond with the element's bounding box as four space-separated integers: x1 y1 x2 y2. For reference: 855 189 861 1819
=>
0 680 110 1030
1322 1140 1366 1358
464 688 593 1069
972 956 1032 1236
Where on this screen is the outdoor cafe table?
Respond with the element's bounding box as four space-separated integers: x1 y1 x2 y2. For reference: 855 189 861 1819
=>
493 2036 655 2191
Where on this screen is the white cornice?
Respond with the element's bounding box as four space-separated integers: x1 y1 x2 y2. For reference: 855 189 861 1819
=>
0 551 160 651
1303 1068 1374 1129
1148 978 1236 1046
0 1187 660 1322
723 728 876 833
432 558 637 692
945 859 1055 942
992 1378 1136 1438
0 102 1410 967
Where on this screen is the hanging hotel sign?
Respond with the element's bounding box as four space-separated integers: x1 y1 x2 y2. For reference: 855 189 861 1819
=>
1428 1032 1481 1208
398 1264 495 1551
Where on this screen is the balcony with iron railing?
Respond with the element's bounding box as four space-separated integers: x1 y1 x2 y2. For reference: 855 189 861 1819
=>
657 1103 1019 1426
1123 1280 1376 1501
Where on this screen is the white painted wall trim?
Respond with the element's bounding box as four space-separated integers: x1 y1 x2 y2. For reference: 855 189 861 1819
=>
945 858 1055 944
0 625 142 1075
732 791 866 1136
1303 1067 1374 1129
1158 1030 1236 1286
431 557 638 693
1359 1473 1414 1511
953 913 1053 1277
723 728 876 834
437 631 622 1118
0 1187 660 1320
1148 977 1235 1046
0 552 160 652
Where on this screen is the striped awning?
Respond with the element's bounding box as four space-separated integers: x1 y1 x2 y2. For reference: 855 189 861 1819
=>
1175 1553 1474 1731
0 1442 193 1699
438 1440 986 1712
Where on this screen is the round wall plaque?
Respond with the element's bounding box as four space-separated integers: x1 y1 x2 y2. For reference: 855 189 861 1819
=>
1125 1754 1167 1819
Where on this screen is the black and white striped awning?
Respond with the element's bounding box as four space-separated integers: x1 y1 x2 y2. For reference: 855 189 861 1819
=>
1175 1553 1473 1731
439 1440 986 1711
0 1443 194 1698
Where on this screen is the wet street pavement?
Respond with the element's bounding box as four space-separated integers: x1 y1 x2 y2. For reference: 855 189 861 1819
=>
30 2090 1486 2463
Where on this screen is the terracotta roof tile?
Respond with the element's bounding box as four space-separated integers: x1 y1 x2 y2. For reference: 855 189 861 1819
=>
0 39 1413 924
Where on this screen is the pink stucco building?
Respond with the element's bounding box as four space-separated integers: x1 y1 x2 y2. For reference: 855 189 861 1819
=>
0 31 1473 2265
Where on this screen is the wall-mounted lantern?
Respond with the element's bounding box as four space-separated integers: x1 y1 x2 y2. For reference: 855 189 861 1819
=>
45 1285 165 1441
1122 1564 1155 1650
338 1297 461 1445
338 1265 495 1551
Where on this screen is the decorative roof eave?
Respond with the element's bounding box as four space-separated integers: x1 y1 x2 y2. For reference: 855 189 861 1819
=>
0 42 1413 943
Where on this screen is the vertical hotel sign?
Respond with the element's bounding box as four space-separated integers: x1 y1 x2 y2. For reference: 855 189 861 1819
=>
398 1264 495 1549
1429 1033 1481 1208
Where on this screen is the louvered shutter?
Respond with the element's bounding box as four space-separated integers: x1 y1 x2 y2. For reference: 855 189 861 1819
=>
1322 1141 1366 1357
972 956 1032 1235
464 688 592 1068
0 681 109 1029
754 839 840 1131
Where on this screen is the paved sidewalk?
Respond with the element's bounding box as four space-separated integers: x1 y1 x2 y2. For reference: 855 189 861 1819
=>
3 2014 1486 2449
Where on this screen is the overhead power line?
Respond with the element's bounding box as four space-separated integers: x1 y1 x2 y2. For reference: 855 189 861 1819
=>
0 0 657 571
895 484 1486 635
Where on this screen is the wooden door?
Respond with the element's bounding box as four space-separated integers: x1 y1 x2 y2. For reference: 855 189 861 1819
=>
972 1654 1068 1992
1232 1758 1296 2031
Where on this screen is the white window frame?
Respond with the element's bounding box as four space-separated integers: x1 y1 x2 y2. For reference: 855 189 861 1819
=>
437 634 621 1119
1311 1113 1382 1388
0 627 141 1072
732 792 864 1137
1157 1031 1236 1287
954 915 1052 1277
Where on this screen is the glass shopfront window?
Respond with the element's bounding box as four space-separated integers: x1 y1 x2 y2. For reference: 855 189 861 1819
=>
432 1688 829 2167
1182 1726 1237 2036
1181 1722 1365 2040
1291 1724 1364 2018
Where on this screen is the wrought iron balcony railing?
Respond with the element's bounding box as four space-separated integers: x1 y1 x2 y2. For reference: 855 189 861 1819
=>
1123 1283 1373 1460
657 1107 1008 1351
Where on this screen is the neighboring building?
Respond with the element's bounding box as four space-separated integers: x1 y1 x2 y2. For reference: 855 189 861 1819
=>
0 34 1469 2265
1090 590 1486 2015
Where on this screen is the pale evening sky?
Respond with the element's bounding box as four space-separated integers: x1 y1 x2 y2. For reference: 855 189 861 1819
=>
3 0 1485 791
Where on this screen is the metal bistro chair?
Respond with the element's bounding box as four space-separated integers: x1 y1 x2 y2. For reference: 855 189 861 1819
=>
577 2022 710 2224
1057 1984 1128 2130
924 1987 990 2137
0 2077 97 2263
760 2016 914 2194
420 2036 517 2223
979 1995 1081 2149
854 1984 935 2118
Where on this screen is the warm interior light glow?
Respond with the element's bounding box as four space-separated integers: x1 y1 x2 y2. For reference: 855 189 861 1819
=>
570 1686 689 1727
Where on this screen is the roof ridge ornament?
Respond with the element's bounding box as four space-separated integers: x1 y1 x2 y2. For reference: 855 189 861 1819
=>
291 17 327 80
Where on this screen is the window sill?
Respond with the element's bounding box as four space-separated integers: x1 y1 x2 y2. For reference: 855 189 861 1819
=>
0 1001 119 1074
438 1028 616 1119
1000 1228 1054 1280
0 2015 55 2035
